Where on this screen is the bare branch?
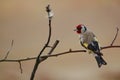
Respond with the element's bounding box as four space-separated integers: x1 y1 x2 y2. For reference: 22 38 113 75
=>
37 4 53 59
30 5 54 80
18 61 23 73
0 57 36 62
42 49 86 58
101 45 120 50
1 45 120 63
111 27 119 46
4 40 14 60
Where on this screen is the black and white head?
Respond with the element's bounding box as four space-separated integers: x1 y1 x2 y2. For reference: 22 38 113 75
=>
74 24 87 34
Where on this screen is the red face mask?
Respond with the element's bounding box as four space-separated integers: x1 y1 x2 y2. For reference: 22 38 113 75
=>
76 24 82 34
77 30 81 34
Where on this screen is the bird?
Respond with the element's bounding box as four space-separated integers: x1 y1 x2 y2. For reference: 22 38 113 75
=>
74 24 107 68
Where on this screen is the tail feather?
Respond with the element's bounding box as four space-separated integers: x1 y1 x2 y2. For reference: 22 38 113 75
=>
95 56 102 68
95 55 107 68
99 56 107 65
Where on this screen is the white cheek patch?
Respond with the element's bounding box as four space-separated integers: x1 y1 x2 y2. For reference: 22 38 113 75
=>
81 26 86 33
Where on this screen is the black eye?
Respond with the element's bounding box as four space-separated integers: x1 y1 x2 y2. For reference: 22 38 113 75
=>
84 26 87 31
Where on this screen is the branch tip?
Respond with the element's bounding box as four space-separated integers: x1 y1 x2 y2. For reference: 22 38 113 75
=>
46 5 51 12
18 61 23 74
110 27 119 46
4 40 14 60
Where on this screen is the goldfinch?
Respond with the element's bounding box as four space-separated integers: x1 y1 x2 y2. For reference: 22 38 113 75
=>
74 24 107 68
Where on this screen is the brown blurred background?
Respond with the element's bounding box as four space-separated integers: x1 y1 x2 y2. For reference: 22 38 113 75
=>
0 0 120 80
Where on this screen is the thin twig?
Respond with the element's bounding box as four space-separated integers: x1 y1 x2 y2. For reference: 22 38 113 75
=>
111 27 119 46
0 57 36 62
101 45 120 50
4 40 14 60
18 61 23 73
37 5 52 57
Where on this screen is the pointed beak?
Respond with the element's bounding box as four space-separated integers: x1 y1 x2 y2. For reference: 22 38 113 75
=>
74 29 77 31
